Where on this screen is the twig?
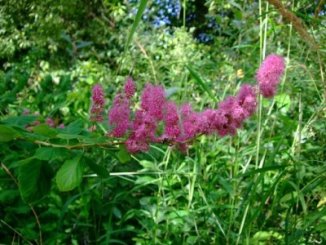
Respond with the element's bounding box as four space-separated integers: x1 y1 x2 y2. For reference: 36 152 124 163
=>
33 140 123 149
314 0 325 18
267 0 319 50
0 219 33 245
1 163 43 245
135 39 158 83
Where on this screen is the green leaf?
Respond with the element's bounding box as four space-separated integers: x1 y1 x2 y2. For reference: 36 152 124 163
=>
139 160 159 171
125 0 148 50
34 147 69 161
275 94 291 113
18 159 53 203
33 124 57 138
2 115 38 127
116 145 131 163
60 119 84 135
56 156 83 192
135 176 158 186
186 65 218 103
0 125 19 142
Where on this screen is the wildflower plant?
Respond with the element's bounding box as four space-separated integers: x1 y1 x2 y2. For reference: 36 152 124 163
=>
99 54 285 153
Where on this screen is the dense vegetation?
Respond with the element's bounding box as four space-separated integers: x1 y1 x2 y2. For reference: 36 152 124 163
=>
0 0 325 244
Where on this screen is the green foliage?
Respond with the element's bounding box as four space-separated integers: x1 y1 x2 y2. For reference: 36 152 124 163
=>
18 159 53 203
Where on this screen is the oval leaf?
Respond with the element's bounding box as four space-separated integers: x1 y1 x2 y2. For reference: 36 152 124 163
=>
56 156 83 192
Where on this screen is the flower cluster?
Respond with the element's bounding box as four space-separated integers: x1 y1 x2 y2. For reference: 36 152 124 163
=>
90 84 105 122
256 54 285 98
108 78 135 138
91 54 285 153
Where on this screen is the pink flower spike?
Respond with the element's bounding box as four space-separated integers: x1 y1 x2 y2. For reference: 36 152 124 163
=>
124 77 136 99
90 84 106 122
178 104 201 141
237 84 257 117
163 101 181 140
256 54 285 98
141 83 166 121
108 94 131 137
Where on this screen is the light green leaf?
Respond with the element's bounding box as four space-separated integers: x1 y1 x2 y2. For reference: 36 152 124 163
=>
56 156 83 192
275 94 291 113
116 145 131 163
139 160 159 171
33 124 57 138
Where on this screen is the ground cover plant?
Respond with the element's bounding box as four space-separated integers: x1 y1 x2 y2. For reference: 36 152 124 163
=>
0 0 325 244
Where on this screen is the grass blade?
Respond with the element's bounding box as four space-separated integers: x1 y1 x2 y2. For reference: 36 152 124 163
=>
125 0 148 50
186 65 218 103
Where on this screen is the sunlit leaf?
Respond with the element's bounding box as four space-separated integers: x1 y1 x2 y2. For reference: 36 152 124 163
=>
56 155 83 192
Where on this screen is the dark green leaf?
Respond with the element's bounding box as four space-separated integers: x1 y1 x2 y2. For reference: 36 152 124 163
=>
34 147 70 161
0 125 19 142
18 159 53 203
60 119 84 135
85 158 110 178
2 115 38 127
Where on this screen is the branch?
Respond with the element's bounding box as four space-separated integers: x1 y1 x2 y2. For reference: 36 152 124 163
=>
267 0 319 50
1 163 43 245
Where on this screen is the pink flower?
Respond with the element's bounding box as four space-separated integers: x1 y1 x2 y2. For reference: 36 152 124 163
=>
108 94 131 137
46 117 56 127
199 109 218 135
178 104 201 141
125 110 158 153
216 97 242 136
90 84 105 122
237 84 257 117
162 101 181 140
141 83 166 121
23 109 30 115
124 77 136 99
256 54 285 98
125 136 150 153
